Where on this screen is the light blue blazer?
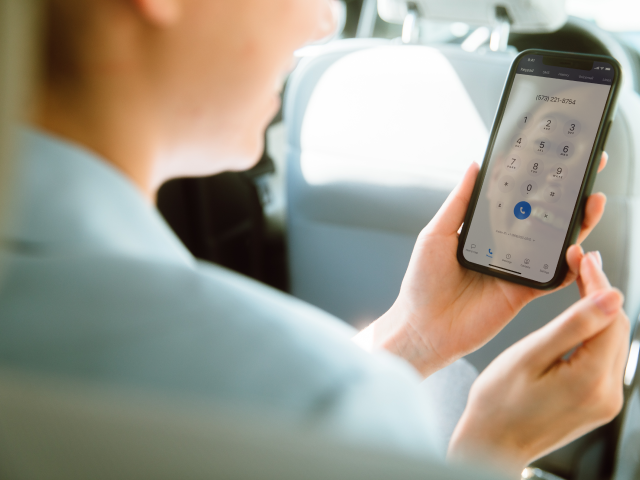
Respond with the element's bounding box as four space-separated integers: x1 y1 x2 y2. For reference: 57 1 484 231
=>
0 129 441 457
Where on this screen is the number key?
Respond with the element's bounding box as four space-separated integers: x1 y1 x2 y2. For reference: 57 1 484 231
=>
518 113 532 130
512 134 527 149
498 175 516 193
539 116 557 132
505 154 521 170
544 184 562 203
533 138 551 155
527 159 545 177
563 120 581 137
557 141 574 158
520 180 538 197
550 163 567 181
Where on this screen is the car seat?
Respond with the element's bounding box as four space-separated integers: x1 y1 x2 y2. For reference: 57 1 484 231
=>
284 13 640 373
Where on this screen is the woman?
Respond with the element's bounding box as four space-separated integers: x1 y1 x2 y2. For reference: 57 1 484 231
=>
0 0 629 476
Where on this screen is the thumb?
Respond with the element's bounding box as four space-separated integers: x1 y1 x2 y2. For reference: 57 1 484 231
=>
521 289 623 372
425 162 479 237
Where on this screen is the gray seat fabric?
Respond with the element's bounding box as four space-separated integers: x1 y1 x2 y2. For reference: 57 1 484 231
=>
284 39 640 371
418 359 479 455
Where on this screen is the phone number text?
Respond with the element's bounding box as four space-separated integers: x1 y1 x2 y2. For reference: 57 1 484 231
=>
536 95 576 105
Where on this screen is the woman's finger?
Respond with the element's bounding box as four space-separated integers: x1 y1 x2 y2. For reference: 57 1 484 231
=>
425 162 479 237
576 193 607 245
569 152 606 246
598 151 608 173
558 152 607 285
522 288 622 371
572 311 629 379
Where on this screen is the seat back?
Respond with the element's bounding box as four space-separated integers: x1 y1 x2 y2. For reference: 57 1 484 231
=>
284 39 640 370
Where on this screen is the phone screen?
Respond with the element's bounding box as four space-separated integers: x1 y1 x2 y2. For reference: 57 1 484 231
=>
462 54 615 283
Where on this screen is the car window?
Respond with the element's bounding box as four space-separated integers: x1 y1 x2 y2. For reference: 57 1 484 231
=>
567 0 640 32
568 0 640 54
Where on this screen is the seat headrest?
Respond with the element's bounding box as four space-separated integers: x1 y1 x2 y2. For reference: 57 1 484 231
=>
378 0 567 33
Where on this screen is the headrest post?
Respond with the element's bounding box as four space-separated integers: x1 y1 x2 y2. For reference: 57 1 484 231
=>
378 0 565 37
489 5 511 52
489 20 510 52
356 0 378 38
401 3 420 44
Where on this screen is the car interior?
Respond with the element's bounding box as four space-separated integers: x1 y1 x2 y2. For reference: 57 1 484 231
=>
154 1 640 478
1 0 639 479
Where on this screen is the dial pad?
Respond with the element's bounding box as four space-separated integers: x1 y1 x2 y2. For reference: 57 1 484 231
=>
500 111 586 216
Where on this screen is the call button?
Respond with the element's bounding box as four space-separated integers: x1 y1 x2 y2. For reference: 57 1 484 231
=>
514 201 532 220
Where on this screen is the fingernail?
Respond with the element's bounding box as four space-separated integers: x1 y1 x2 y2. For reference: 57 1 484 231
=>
594 251 603 268
593 290 621 315
587 251 603 269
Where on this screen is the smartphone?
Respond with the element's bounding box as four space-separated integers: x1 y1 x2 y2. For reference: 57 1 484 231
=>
457 49 622 289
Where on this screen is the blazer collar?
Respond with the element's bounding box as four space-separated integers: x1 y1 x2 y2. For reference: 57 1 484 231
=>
3 127 194 267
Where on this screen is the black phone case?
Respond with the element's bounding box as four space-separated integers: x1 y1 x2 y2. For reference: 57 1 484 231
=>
457 49 622 290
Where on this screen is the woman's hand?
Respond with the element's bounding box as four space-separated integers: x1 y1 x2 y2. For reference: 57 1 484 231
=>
447 252 629 477
354 153 609 377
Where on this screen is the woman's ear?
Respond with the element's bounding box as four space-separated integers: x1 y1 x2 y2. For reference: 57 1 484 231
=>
130 0 181 26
